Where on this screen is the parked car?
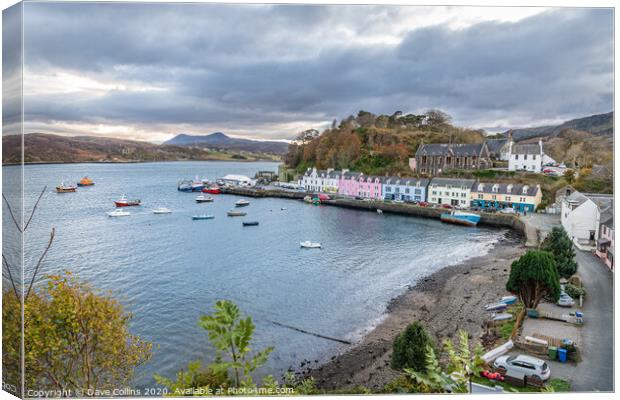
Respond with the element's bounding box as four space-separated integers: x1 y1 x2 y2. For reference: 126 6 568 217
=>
419 201 430 207
493 354 551 381
500 207 516 214
557 292 575 307
354 196 364 200
393 199 404 203
441 204 453 209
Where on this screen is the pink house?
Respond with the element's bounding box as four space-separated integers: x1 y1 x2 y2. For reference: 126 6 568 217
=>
357 175 383 199
596 212 614 271
338 172 362 197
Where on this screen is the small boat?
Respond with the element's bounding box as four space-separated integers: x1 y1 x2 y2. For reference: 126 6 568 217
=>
227 210 247 217
242 221 259 226
202 186 222 194
377 209 383 214
108 209 130 217
499 295 518 305
492 313 513 322
153 207 172 214
56 183 77 193
195 195 214 203
192 214 214 220
440 210 480 227
235 199 250 207
484 302 508 312
281 207 287 211
77 176 94 186
190 176 204 192
300 241 322 249
114 195 141 207
178 179 193 192
303 195 313 204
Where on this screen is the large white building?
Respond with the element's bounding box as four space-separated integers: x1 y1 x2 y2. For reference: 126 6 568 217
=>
427 178 475 207
506 136 557 173
561 191 613 247
299 167 343 193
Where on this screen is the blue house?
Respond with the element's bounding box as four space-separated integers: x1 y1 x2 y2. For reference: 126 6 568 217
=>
383 178 429 202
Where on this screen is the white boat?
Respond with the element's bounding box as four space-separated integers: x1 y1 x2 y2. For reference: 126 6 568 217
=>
377 209 383 214
235 199 250 207
195 194 214 203
300 241 322 249
108 209 130 217
153 207 172 214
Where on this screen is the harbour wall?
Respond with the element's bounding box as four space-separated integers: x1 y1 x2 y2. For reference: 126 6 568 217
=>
220 187 527 234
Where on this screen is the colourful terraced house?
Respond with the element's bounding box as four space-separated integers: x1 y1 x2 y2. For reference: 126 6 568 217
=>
471 182 542 212
357 175 383 199
338 171 363 197
383 177 429 202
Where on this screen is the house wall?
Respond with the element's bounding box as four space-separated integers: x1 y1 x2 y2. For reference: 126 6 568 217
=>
358 178 382 199
428 183 471 206
471 189 542 212
508 153 543 172
338 176 360 197
383 184 426 202
561 199 601 243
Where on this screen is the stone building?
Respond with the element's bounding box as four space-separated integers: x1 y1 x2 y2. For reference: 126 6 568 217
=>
413 143 491 175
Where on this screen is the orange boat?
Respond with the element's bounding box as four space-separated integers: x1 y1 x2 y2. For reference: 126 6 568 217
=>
77 176 94 186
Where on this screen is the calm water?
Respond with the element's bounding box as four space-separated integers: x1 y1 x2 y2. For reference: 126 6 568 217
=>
6 161 505 390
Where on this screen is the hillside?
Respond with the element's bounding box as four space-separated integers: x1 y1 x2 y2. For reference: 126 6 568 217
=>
504 111 613 141
164 132 289 155
285 110 486 176
2 133 279 164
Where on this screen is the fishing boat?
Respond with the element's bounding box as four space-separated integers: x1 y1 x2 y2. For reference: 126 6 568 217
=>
227 210 247 217
195 194 214 203
56 183 77 193
153 207 172 214
108 209 130 217
235 199 250 207
202 186 222 194
77 176 94 186
178 179 193 192
300 241 322 249
190 176 205 192
440 210 480 227
114 195 141 207
242 221 259 226
484 302 508 312
192 214 215 220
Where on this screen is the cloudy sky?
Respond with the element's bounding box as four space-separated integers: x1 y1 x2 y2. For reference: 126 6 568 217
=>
6 3 615 142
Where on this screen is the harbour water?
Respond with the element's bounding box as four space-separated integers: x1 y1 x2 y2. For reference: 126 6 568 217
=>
6 161 506 390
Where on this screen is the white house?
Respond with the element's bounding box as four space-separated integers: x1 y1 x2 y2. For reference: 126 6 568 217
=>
300 167 343 193
561 191 613 248
428 178 475 207
507 139 555 173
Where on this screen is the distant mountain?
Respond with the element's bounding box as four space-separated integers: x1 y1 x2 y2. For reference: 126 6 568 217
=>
503 112 613 141
2 133 277 164
164 132 289 155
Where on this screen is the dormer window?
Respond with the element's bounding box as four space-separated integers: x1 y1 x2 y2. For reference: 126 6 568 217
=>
492 184 499 193
522 185 529 194
506 184 513 193
477 183 484 191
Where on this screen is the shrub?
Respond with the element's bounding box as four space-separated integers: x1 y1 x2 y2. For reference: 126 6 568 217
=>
391 321 435 372
564 283 586 299
540 227 578 278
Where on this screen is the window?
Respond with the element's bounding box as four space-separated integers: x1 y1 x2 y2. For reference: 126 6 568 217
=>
492 195 497 200
478 194 483 199
386 187 391 192
515 154 519 160
506 196 511 202
524 154 528 160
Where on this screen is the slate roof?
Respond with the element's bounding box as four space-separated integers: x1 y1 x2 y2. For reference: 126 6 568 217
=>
511 144 541 155
484 139 509 154
565 191 614 212
429 178 476 188
473 182 540 196
600 210 614 229
415 143 485 157
384 178 429 187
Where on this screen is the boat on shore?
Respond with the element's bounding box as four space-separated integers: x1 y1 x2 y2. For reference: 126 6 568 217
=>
153 207 172 214
114 195 141 207
440 210 480 227
108 209 130 217
193 214 215 220
77 176 94 186
56 183 77 193
300 241 322 249
227 210 247 217
242 221 259 226
202 186 221 194
195 195 214 203
235 199 250 207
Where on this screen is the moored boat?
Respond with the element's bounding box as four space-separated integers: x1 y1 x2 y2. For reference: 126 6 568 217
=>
440 210 480 227
235 199 250 207
77 176 94 186
195 194 214 203
56 183 77 193
190 176 205 192
108 209 130 217
242 221 259 226
153 207 172 214
202 186 221 194
227 210 247 217
484 302 508 312
300 241 322 249
178 179 193 192
193 214 215 220
114 195 141 207
303 195 313 203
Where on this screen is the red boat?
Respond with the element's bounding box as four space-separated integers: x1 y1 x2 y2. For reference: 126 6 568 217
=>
201 186 221 194
114 195 141 207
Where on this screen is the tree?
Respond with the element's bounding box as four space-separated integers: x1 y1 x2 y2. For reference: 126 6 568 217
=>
2 272 152 393
391 321 435 372
425 109 452 126
197 300 273 387
540 226 578 278
506 251 561 309
564 169 576 184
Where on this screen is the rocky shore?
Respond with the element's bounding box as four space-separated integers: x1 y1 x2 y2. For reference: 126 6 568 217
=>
304 230 526 391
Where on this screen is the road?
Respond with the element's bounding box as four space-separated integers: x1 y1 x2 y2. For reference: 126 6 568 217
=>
570 250 614 391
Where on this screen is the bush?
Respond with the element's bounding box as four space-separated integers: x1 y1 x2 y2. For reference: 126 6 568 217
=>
391 321 435 372
540 227 578 278
564 283 586 299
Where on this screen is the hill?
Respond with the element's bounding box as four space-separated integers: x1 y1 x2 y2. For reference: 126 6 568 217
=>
2 133 279 164
504 111 613 141
164 132 289 155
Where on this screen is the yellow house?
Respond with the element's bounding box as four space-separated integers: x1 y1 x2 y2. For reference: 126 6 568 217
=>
471 182 542 212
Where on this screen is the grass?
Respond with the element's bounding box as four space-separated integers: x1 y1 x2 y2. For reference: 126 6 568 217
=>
547 378 571 392
472 376 571 393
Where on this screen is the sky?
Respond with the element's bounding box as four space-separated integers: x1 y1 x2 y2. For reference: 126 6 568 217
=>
3 3 614 143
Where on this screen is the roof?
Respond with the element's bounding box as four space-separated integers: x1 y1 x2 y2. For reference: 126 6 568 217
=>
600 209 614 229
415 143 484 157
384 178 429 186
221 174 253 181
484 139 509 154
430 177 476 188
473 182 540 196
512 144 541 155
565 191 613 212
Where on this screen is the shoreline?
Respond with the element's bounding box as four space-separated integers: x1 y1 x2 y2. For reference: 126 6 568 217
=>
302 230 526 391
1 159 282 166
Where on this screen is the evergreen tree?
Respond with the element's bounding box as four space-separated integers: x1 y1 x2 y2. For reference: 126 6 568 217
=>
540 226 578 278
506 250 561 308
391 321 435 372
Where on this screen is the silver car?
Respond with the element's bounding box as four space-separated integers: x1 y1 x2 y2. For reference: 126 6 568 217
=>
493 354 551 381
